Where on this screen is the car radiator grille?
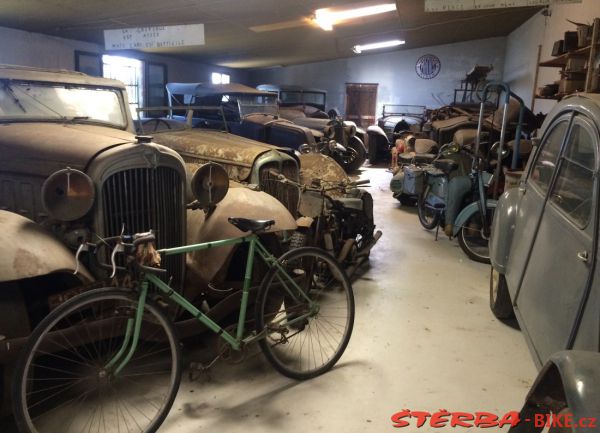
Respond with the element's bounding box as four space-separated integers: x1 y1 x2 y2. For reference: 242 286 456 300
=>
101 167 185 291
259 161 299 218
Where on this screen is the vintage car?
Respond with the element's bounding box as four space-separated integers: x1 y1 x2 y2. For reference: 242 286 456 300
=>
162 82 366 172
0 64 296 411
256 84 329 117
367 104 427 164
489 93 600 430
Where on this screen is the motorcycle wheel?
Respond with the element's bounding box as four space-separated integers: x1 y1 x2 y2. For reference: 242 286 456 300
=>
417 185 440 230
457 205 495 264
489 267 514 320
343 137 366 172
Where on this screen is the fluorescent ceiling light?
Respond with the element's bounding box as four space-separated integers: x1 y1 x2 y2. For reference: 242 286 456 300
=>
353 39 405 53
314 3 397 31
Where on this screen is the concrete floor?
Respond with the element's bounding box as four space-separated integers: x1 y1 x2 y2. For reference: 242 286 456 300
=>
161 165 538 432
2 165 538 432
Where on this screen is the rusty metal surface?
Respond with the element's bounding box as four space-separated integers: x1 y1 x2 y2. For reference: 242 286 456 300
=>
299 153 348 185
0 210 92 283
185 187 296 286
151 129 279 182
0 123 135 176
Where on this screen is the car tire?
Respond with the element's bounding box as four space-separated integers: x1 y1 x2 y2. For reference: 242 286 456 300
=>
345 137 366 172
490 267 514 320
368 137 379 164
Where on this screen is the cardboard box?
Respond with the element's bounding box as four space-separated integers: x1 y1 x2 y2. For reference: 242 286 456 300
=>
559 78 585 94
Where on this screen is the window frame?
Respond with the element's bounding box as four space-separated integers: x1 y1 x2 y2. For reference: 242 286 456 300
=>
546 114 599 230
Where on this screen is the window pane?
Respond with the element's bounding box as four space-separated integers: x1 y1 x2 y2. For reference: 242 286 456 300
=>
102 55 142 119
549 124 596 227
564 122 595 170
221 74 230 84
529 120 568 193
211 72 222 84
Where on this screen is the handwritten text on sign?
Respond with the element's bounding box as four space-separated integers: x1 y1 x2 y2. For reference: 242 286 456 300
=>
425 0 581 12
104 24 205 50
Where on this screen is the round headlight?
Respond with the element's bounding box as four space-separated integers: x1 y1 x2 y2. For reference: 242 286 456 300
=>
41 168 95 221
190 162 229 209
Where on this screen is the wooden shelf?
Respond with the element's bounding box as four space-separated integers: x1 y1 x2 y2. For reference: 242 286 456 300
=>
539 45 595 68
532 18 600 111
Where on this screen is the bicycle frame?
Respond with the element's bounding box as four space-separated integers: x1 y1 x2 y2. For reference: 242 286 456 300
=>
106 234 313 376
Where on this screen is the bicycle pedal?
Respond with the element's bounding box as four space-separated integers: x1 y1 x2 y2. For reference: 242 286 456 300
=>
188 361 212 382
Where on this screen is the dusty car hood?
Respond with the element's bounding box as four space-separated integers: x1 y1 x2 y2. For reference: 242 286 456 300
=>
0 123 135 176
150 129 280 181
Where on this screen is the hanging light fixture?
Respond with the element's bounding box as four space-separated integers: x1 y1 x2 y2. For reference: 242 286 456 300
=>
353 39 405 54
314 3 397 31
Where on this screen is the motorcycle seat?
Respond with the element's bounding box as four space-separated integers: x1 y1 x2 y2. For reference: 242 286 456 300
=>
334 197 363 211
433 159 459 173
228 217 275 233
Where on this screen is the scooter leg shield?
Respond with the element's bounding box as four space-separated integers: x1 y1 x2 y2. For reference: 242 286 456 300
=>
445 176 473 236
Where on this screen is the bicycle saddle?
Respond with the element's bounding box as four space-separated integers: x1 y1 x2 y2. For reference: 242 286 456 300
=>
228 217 275 232
433 159 459 173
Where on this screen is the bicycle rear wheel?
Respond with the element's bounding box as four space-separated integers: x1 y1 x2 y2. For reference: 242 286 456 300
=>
13 288 181 433
255 247 354 380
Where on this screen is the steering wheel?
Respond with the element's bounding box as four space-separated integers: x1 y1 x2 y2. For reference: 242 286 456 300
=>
141 118 172 132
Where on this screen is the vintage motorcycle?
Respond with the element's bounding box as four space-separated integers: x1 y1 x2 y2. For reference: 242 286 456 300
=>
296 116 367 173
269 169 382 276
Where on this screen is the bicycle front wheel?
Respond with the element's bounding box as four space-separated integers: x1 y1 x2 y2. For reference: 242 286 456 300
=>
13 288 182 433
255 247 355 380
417 185 440 230
457 205 495 264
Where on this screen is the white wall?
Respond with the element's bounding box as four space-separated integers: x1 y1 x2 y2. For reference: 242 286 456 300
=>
246 37 506 115
503 0 600 113
0 26 247 84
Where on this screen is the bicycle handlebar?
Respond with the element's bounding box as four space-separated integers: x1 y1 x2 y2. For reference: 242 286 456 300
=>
74 230 161 277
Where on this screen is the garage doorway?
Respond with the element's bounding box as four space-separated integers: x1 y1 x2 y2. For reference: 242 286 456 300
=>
345 83 378 128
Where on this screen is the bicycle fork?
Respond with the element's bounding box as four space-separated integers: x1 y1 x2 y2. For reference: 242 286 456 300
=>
104 283 149 376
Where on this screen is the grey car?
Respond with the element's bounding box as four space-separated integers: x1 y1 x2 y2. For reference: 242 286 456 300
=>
489 93 600 431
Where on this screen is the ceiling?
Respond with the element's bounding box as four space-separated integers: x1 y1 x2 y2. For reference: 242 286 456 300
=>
0 0 542 68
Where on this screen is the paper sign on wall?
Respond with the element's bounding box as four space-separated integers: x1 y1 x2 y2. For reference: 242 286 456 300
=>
425 0 581 12
104 24 205 50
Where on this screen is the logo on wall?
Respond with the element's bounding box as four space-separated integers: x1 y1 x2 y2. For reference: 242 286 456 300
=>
415 54 441 79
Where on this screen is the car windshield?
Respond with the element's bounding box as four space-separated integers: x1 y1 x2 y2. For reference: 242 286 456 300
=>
0 81 127 127
382 105 426 117
224 94 278 116
281 91 326 106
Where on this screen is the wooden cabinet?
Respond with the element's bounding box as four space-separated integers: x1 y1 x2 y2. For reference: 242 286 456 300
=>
535 18 600 102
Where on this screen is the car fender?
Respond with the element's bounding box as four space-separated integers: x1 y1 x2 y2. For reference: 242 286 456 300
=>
298 153 349 186
185 187 297 290
452 199 497 237
489 188 521 274
0 210 93 283
366 125 387 140
510 351 600 432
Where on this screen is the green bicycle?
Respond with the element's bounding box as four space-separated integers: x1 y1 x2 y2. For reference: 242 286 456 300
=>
12 170 355 433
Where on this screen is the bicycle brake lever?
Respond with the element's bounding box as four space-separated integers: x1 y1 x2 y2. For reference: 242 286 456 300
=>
110 242 125 278
73 242 89 275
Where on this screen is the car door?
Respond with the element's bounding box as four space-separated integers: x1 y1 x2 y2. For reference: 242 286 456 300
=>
515 113 598 365
505 114 571 293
